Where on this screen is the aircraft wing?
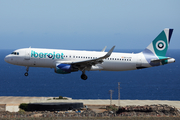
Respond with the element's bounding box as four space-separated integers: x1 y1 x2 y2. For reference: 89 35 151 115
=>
71 46 115 66
71 46 115 64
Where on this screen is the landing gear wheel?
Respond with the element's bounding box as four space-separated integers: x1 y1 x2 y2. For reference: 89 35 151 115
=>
81 74 88 80
24 72 28 76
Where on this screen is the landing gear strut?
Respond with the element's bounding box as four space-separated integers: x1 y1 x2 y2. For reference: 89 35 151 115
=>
81 70 88 80
24 66 29 76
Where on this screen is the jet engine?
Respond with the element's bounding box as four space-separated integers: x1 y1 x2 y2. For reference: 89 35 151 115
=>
55 63 78 74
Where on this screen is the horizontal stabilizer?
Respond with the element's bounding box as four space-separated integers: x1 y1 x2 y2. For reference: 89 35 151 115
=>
151 57 175 63
151 57 170 62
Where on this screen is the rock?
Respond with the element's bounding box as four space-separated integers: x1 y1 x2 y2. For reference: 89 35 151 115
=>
31 113 42 117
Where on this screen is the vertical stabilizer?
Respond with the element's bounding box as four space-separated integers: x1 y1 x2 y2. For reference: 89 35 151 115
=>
143 28 173 58
142 28 173 66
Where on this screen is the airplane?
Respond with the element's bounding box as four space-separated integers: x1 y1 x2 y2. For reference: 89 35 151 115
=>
4 28 175 80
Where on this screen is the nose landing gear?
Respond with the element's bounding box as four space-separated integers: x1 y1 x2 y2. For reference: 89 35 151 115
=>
24 66 29 76
24 72 28 76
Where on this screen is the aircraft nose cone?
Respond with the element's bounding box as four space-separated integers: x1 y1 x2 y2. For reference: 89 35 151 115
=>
4 56 10 63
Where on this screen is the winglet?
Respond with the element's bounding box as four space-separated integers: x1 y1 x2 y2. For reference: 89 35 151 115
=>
101 46 107 52
103 46 115 58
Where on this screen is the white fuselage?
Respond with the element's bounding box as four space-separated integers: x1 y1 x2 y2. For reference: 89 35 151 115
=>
4 48 149 71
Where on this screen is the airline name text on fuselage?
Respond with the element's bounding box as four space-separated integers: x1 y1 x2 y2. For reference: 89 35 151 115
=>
31 50 64 59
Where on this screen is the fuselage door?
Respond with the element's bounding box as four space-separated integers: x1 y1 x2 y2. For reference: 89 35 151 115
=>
25 49 30 60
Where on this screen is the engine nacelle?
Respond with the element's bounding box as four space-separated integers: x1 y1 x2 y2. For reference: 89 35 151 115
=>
55 63 78 74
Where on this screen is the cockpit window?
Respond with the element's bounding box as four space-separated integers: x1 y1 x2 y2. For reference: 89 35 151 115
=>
11 52 19 55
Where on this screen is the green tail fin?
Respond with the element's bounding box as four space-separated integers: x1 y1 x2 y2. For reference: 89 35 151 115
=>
144 28 173 58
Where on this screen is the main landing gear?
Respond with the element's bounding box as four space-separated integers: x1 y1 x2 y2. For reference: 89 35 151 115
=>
24 66 29 76
81 70 88 80
81 74 88 80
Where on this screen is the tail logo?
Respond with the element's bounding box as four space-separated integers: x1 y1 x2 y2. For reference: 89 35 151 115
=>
156 40 166 51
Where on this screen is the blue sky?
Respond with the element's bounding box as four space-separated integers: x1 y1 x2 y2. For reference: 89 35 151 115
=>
0 0 179 50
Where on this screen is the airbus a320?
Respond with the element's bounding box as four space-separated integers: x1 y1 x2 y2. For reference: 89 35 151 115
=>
4 28 175 80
